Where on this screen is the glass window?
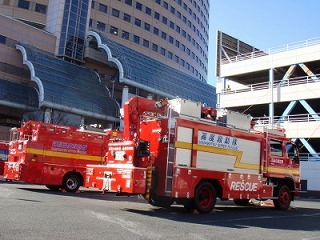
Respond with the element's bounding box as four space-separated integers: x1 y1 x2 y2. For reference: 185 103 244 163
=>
145 7 151 15
89 18 93 27
177 11 181 19
270 140 283 157
136 2 142 11
152 43 158 52
168 51 173 59
125 0 132 5
99 3 107 13
154 12 160 20
143 39 149 48
176 25 180 33
183 3 187 10
0 35 6 44
156 0 161 4
91 1 95 9
123 13 131 22
169 21 174 29
110 26 118 35
169 36 173 44
153 27 159 35
175 55 179 63
160 47 165 56
161 31 167 40
133 35 140 44
112 8 120 17
35 3 46 14
163 1 168 9
97 21 105 31
162 16 167 24
175 40 180 48
183 16 187 23
134 18 141 27
18 0 29 9
144 23 150 31
170 6 175 14
122 31 129 40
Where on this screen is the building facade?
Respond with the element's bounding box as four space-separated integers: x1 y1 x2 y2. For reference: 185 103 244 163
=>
216 31 320 194
0 0 215 139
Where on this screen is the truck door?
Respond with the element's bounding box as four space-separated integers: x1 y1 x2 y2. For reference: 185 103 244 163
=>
266 139 287 176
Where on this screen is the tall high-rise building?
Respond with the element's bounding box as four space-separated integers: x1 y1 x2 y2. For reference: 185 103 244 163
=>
0 0 215 138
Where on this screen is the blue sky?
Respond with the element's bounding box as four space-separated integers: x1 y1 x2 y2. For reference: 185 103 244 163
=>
207 0 320 86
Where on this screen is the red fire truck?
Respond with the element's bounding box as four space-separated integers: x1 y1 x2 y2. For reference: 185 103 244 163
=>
85 97 300 213
4 121 109 192
0 141 9 176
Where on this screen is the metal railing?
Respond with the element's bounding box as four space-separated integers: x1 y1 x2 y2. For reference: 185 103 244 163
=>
252 112 320 125
222 37 320 64
298 153 320 161
221 74 320 95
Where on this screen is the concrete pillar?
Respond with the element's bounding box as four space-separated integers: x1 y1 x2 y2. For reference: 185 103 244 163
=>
120 86 129 130
44 108 52 123
269 68 274 124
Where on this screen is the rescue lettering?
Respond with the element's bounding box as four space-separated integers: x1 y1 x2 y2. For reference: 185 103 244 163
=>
230 181 258 192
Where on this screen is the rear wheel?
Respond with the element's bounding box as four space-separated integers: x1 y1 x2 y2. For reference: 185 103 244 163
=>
233 199 250 206
194 182 216 213
273 185 291 210
63 173 81 192
46 185 61 191
148 194 174 208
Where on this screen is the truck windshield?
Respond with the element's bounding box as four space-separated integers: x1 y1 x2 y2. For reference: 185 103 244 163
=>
286 142 300 165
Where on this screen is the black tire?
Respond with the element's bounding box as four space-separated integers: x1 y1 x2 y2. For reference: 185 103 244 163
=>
46 185 61 191
194 181 216 213
273 185 291 210
62 173 81 192
148 194 174 208
233 199 250 206
183 199 194 211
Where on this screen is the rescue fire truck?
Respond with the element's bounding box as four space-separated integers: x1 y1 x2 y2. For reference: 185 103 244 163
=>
0 141 9 176
4 121 109 192
85 97 300 213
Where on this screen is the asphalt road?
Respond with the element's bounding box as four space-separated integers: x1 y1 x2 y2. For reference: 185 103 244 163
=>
0 180 320 240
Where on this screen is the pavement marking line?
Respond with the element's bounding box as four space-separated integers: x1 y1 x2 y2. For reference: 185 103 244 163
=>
199 212 320 224
86 210 162 239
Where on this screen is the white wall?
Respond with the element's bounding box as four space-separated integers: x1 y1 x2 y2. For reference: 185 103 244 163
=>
301 161 320 191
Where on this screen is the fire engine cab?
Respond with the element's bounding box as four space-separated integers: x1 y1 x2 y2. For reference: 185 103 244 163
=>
85 97 300 213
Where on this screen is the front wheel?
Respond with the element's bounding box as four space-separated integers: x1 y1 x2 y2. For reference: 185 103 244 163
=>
273 185 291 210
194 182 216 213
63 173 81 192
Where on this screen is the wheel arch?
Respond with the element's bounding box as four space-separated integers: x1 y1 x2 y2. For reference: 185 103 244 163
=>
63 171 84 186
195 178 223 198
273 177 295 200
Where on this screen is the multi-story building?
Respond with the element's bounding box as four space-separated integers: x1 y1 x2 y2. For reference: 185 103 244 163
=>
0 0 215 139
216 31 320 195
